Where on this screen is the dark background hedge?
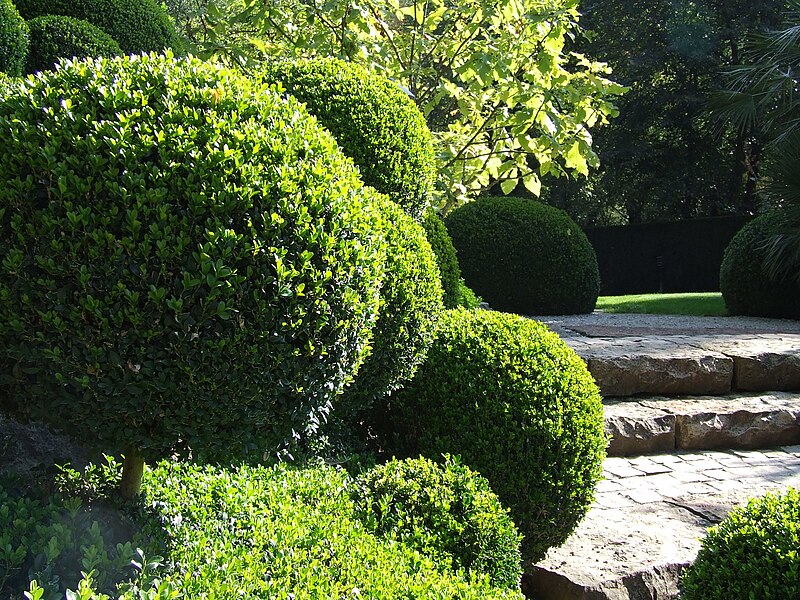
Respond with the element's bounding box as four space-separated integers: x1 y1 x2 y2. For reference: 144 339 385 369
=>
586 216 752 294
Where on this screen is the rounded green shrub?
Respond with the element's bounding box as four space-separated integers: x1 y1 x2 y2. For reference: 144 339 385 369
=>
258 57 436 221
25 15 121 73
13 0 180 54
381 308 606 561
446 197 601 315
720 212 800 319
681 487 800 600
356 455 523 590
421 207 464 308
0 53 386 464
338 197 442 415
0 0 28 76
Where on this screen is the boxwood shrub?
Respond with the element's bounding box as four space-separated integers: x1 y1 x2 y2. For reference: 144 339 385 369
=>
0 53 386 468
0 0 28 76
25 15 121 73
356 456 523 590
258 57 436 221
681 487 800 600
446 197 601 315
13 0 180 53
380 308 606 561
421 207 480 308
720 212 800 319
337 196 442 417
138 462 525 599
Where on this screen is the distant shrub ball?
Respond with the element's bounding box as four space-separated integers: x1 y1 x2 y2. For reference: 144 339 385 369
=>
356 456 523 590
446 197 600 315
681 487 800 600
26 15 121 73
381 308 606 561
258 57 436 221
0 53 386 463
421 208 462 308
720 212 800 319
13 0 180 54
0 0 28 76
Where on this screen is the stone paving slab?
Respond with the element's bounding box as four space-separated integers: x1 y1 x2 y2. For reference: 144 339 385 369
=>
524 446 800 600
604 392 800 456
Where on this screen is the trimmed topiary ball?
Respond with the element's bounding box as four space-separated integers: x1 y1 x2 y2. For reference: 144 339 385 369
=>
0 53 386 471
720 212 800 319
381 308 606 561
337 196 442 415
13 0 180 54
356 455 523 590
25 15 121 73
257 57 436 221
446 197 600 315
421 207 464 309
0 0 28 76
681 487 800 600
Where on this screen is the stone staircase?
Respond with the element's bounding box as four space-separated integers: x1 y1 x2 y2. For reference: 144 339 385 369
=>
522 313 800 600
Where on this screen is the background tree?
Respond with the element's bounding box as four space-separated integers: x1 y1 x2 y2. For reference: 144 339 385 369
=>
165 0 624 209
544 0 785 227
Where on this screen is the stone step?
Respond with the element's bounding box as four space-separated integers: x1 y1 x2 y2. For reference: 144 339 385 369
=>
523 446 800 600
604 392 800 457
562 334 800 397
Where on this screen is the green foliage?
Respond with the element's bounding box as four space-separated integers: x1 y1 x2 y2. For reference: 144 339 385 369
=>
13 0 180 54
257 57 435 221
720 212 800 319
0 483 138 597
337 196 442 418
421 208 463 308
139 461 524 598
356 456 523 590
25 15 121 74
183 0 623 207
380 308 606 561
0 0 28 76
446 197 600 315
0 53 386 465
680 487 800 600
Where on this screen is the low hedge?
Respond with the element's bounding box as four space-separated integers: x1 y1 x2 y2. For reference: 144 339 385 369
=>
13 0 180 54
379 308 606 561
0 0 28 76
681 487 800 600
720 212 800 319
25 15 121 73
357 456 523 590
258 57 436 221
446 197 600 315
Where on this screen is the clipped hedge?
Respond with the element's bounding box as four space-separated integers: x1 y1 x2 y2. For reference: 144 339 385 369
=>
422 207 467 308
720 212 800 319
357 456 523 590
25 15 121 73
446 197 600 315
381 308 606 560
13 0 180 54
337 196 442 416
681 487 800 600
140 462 525 599
0 0 28 76
0 53 386 464
258 57 436 221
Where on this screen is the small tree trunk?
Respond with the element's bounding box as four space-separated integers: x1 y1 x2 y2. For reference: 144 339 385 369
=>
120 447 145 499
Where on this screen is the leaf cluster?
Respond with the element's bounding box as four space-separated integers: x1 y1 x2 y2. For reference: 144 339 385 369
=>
377 308 607 561
446 197 600 315
681 487 800 600
356 455 523 590
0 53 386 463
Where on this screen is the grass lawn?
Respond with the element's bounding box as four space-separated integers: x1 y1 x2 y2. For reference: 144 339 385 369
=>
596 292 727 316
